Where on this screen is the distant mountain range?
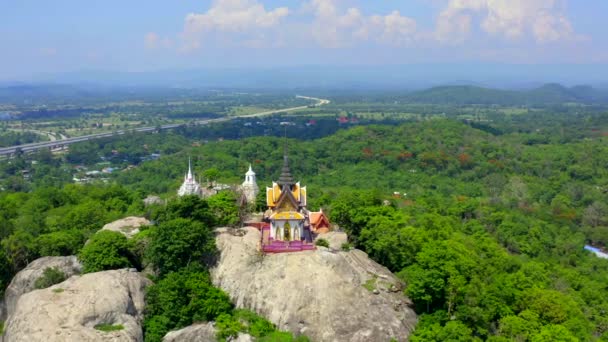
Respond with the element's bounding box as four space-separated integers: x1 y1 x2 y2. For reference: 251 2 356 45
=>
1 82 608 106
402 83 608 105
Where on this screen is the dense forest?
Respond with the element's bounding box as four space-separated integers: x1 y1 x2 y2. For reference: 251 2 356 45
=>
1 102 608 341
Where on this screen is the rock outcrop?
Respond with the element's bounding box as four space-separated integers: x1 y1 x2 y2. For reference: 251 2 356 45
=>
3 269 152 342
317 231 348 250
162 322 252 342
3 256 82 319
101 216 150 238
212 227 417 342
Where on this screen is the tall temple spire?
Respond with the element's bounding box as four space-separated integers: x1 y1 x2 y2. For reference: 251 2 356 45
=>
187 157 193 180
278 127 294 187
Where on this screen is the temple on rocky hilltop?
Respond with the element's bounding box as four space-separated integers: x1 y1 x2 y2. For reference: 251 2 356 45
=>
177 159 203 197
260 154 330 253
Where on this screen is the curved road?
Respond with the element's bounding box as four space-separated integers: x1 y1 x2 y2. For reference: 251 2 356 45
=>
0 95 330 157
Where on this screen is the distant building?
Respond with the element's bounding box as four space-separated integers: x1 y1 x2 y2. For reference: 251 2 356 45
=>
240 164 259 204
177 159 203 197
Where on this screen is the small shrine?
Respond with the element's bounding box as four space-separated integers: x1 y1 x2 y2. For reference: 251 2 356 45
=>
177 159 203 197
260 154 330 253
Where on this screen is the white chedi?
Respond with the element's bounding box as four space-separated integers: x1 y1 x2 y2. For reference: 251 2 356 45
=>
178 159 202 197
241 164 259 204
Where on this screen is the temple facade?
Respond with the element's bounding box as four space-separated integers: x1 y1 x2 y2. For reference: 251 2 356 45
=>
260 154 327 253
240 164 259 204
177 159 203 197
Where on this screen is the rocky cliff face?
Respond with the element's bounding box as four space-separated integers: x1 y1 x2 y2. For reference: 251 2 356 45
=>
212 228 417 342
162 322 252 342
3 269 151 342
101 216 150 238
3 256 82 320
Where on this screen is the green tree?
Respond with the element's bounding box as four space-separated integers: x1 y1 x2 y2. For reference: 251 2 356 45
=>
147 218 217 276
79 230 134 273
36 230 84 256
207 191 240 227
144 268 233 342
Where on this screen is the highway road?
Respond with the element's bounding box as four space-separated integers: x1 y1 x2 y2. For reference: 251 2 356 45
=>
0 95 329 157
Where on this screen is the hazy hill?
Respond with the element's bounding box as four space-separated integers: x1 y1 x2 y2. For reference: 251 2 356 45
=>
403 83 608 105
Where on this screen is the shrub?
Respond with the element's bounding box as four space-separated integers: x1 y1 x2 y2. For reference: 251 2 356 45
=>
216 313 243 341
34 267 67 289
232 309 275 338
144 268 233 342
79 230 134 273
315 238 330 248
94 323 124 332
340 242 353 251
258 332 310 342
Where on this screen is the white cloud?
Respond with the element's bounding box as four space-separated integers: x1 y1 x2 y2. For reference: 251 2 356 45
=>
181 0 289 51
436 0 579 43
307 0 417 48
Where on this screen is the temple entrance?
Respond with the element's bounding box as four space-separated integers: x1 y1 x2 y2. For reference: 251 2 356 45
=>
284 222 291 241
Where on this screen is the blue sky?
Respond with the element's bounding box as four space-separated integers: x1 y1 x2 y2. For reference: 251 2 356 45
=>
1 0 607 81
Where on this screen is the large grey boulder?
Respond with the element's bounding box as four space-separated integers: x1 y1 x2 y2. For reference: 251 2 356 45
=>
4 256 82 319
162 322 252 342
317 231 348 250
101 216 150 239
212 227 417 342
3 269 152 342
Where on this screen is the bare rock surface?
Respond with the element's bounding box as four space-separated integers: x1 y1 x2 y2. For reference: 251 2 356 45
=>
143 195 164 207
162 322 252 342
212 227 417 342
4 256 82 319
3 269 152 342
101 216 150 238
317 231 348 250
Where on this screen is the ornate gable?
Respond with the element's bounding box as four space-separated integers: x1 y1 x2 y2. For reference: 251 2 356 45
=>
275 188 299 212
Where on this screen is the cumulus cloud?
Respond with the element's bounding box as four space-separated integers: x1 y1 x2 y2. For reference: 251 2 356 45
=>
181 0 289 51
307 0 417 48
436 0 579 43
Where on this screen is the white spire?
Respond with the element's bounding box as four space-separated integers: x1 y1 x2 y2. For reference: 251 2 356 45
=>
246 164 255 176
187 158 193 181
178 157 203 197
241 163 259 203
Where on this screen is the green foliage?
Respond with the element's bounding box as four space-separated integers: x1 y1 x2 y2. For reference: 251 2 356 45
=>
340 242 353 251
94 323 124 332
216 313 243 341
314 238 329 248
152 195 215 226
363 277 377 292
36 230 84 256
79 230 134 273
144 268 233 342
207 191 240 227
411 320 476 342
34 267 67 289
147 218 217 276
5 108 608 341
